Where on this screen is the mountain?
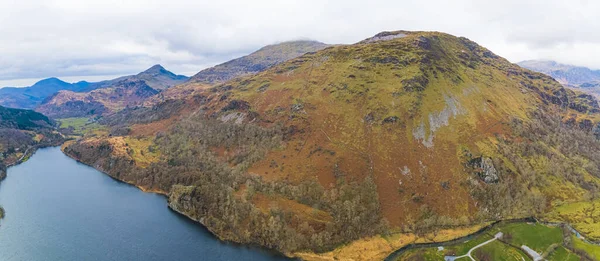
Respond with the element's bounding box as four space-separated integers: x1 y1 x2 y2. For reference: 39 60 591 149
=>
189 40 329 84
35 42 324 119
62 31 600 259
36 79 159 118
518 60 600 86
122 64 189 91
0 78 91 109
35 65 187 118
0 65 187 110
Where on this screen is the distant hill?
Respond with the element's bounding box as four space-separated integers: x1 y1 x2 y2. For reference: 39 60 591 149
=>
0 78 91 109
36 79 159 118
0 105 54 130
0 65 188 110
518 60 600 86
34 65 187 118
189 40 329 84
121 64 189 91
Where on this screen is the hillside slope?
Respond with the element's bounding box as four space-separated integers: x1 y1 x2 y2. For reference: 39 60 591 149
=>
63 31 600 257
189 40 329 84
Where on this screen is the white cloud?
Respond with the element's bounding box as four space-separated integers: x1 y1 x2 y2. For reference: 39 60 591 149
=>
1 0 600 87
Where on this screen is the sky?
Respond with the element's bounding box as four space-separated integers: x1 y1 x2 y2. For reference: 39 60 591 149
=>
0 0 598 87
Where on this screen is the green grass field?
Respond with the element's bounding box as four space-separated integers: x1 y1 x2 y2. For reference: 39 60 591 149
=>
57 117 107 136
492 223 563 254
391 222 594 261
572 236 600 260
547 246 580 261
442 234 494 256
474 240 530 261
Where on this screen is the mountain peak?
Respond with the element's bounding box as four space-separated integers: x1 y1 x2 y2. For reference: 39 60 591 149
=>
360 30 412 43
141 64 168 74
33 77 68 86
190 40 329 84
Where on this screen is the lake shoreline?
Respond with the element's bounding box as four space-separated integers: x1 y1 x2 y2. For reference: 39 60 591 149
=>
0 146 290 261
58 145 295 260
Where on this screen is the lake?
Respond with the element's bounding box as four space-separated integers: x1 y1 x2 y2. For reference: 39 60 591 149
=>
0 147 290 261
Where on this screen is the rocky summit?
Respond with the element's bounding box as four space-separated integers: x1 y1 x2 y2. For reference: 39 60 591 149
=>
189 40 329 84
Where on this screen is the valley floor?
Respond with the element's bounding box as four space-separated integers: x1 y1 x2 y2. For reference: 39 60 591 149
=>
388 221 600 261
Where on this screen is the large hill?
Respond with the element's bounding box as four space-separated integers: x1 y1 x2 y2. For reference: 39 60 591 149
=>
189 40 329 84
0 65 187 110
120 64 189 91
63 31 600 259
36 80 159 118
35 65 186 118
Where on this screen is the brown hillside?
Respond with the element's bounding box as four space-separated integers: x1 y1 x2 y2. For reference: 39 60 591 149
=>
63 31 600 256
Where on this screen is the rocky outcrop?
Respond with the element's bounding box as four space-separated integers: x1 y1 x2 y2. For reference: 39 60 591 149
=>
168 185 201 221
469 157 499 183
412 95 466 148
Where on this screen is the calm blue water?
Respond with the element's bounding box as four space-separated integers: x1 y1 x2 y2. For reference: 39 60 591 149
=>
0 147 289 261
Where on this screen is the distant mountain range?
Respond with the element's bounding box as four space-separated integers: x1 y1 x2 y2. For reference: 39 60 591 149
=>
0 65 188 110
31 41 329 118
0 78 92 109
36 79 160 118
190 40 329 84
518 60 600 97
518 60 600 86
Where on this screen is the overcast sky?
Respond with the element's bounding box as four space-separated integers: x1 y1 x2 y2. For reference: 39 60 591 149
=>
0 0 598 87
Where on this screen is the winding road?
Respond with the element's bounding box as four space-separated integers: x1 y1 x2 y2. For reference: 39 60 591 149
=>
446 232 503 261
16 147 31 163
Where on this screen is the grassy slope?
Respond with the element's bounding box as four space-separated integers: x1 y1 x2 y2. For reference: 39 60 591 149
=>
546 200 600 240
216 31 598 226
548 246 581 261
572 236 600 260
